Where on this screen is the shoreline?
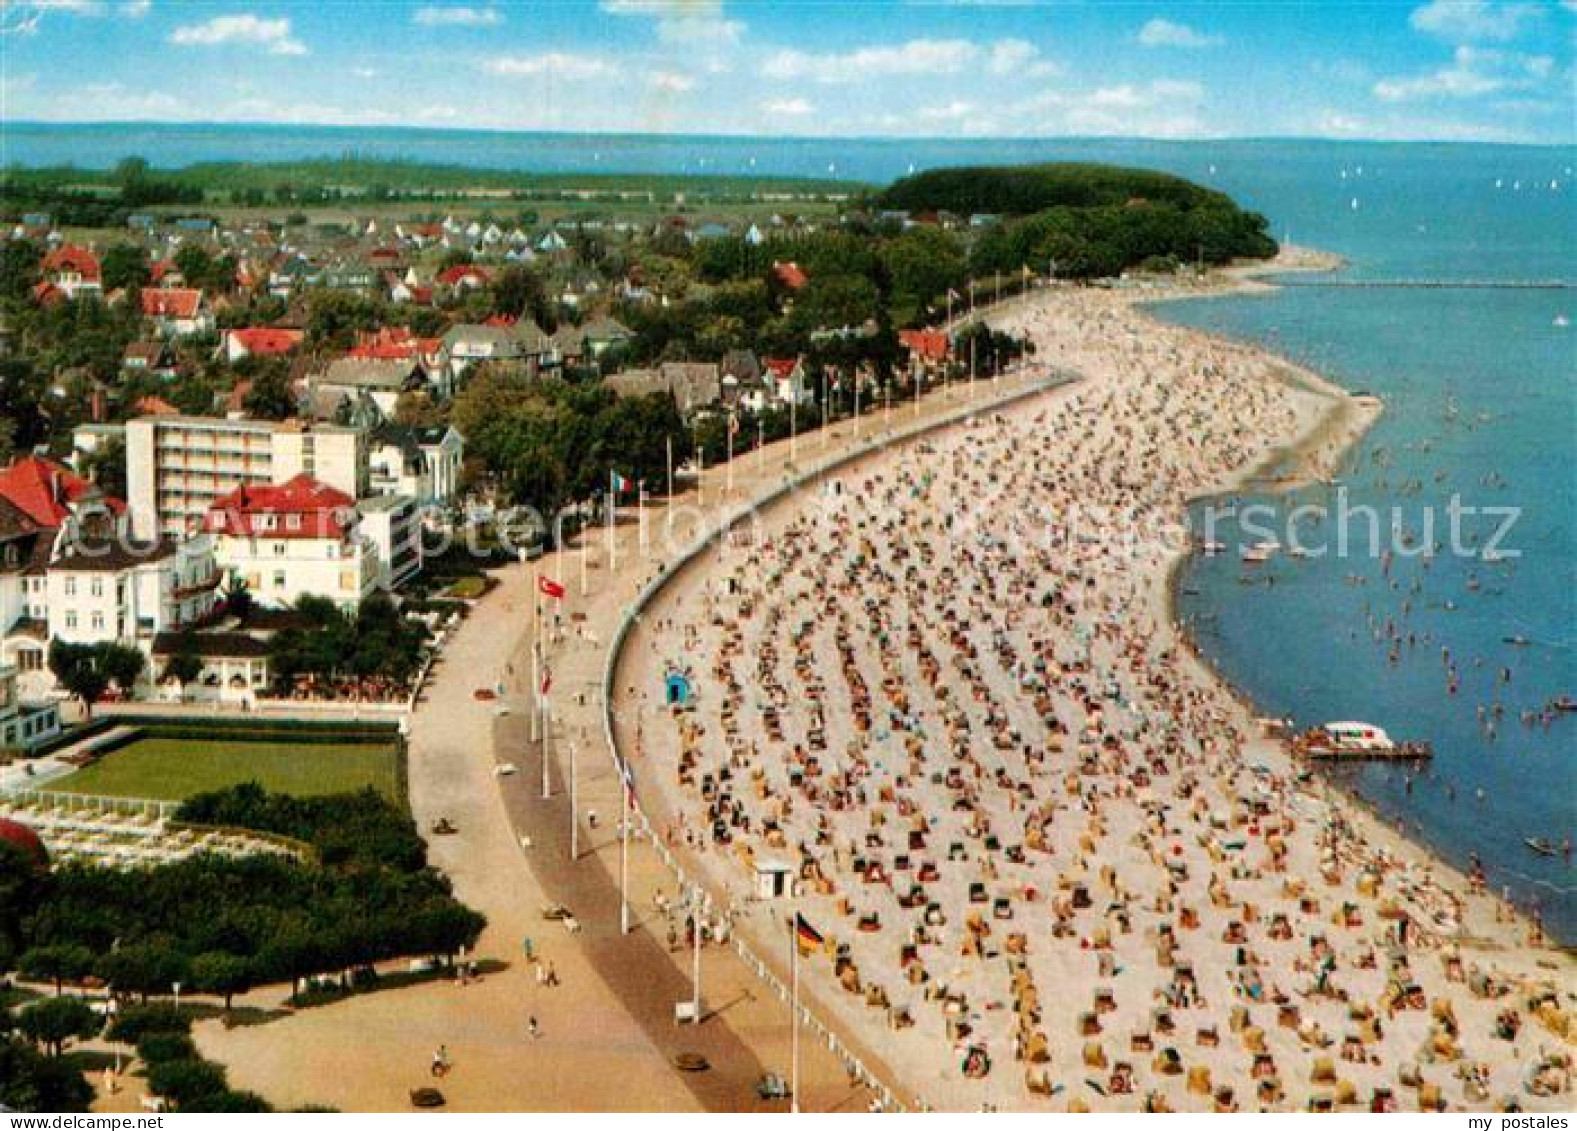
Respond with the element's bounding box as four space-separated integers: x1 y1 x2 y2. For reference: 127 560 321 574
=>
1141 254 1563 951
609 252 1572 1111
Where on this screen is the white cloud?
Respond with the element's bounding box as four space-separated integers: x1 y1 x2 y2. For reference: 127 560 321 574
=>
601 1 743 45
1373 44 1551 100
987 37 1056 77
1409 0 1542 42
760 97 813 116
650 70 695 92
1137 18 1221 48
764 38 979 83
412 6 502 26
1011 78 1210 138
485 52 615 79
169 14 306 55
120 0 150 16
655 14 742 44
916 100 978 122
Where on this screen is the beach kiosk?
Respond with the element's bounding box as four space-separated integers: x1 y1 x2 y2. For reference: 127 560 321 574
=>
755 859 796 900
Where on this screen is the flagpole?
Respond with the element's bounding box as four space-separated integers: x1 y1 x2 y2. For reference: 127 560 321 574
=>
540 692 551 800
606 472 616 572
638 481 647 557
690 886 702 1022
789 390 797 464
531 579 542 743
791 913 802 1114
579 521 588 597
726 416 734 497
665 434 674 500
569 741 578 861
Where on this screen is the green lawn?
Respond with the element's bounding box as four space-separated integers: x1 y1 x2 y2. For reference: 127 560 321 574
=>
54 737 399 802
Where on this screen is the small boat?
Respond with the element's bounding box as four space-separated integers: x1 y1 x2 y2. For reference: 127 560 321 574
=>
1551 695 1577 714
1200 540 1227 556
1503 635 1530 647
1240 541 1279 564
1555 314 1570 328
1525 838 1559 858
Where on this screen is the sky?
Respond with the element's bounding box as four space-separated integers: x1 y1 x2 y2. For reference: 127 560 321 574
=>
0 0 1572 143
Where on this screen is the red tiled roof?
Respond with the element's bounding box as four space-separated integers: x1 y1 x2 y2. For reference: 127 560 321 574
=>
764 357 799 378
899 329 951 362
132 395 179 416
227 327 303 355
148 260 180 283
348 327 427 360
31 281 63 307
0 455 121 528
206 474 356 540
141 288 203 319
772 261 808 291
41 244 101 284
437 264 493 287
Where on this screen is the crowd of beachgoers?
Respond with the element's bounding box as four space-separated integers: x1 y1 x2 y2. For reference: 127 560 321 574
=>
625 286 1573 1112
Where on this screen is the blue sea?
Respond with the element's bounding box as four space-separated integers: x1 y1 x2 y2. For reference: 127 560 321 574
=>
5 123 1575 937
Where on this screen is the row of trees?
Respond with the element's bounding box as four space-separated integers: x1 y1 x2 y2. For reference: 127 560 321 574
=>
4 784 484 1009
266 594 431 694
450 366 686 521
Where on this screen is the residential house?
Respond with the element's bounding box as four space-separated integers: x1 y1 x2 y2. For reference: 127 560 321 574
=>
141 288 213 338
221 327 305 363
899 329 952 376
581 315 635 361
605 362 721 416
368 423 464 507
311 357 430 420
46 535 220 655
442 320 551 378
40 244 102 300
122 340 180 379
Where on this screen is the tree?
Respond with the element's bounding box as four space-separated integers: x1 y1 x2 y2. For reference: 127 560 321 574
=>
0 841 51 957
77 435 126 500
240 367 297 420
100 244 150 292
17 996 100 1057
190 952 252 1011
0 1035 95 1112
19 944 96 995
161 640 204 701
101 642 145 696
146 1058 228 1110
47 641 110 719
0 239 41 301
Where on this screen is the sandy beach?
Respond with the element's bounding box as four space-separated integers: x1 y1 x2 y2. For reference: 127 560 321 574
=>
611 266 1574 1112
134 257 1569 1116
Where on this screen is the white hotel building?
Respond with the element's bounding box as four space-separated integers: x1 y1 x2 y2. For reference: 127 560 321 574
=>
127 416 365 541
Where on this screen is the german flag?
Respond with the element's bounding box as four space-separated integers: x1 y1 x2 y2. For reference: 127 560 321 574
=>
794 913 824 957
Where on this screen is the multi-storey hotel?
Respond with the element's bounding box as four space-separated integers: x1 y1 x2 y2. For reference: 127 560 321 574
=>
126 416 366 540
